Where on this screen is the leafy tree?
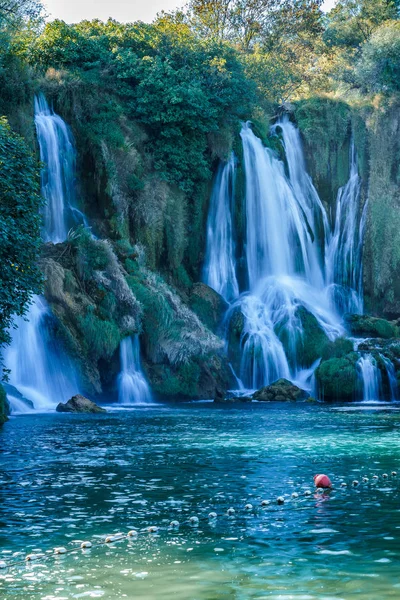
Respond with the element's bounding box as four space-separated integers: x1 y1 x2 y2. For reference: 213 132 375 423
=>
0 0 43 27
355 20 400 92
0 117 42 374
324 0 398 48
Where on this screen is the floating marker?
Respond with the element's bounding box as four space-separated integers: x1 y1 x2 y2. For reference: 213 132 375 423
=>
227 508 235 516
314 474 332 489
260 499 270 506
81 541 92 549
392 471 397 476
127 530 138 537
352 480 359 487
244 503 253 511
303 490 312 496
0 561 7 569
372 475 379 480
292 492 299 499
189 516 199 526
362 477 369 483
383 473 388 479
169 520 180 529
54 547 67 554
208 512 217 519
25 554 44 562
277 496 285 505
340 482 347 488
148 526 158 533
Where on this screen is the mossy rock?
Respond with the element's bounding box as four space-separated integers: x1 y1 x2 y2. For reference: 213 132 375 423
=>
189 283 228 334
0 385 9 425
315 352 361 401
275 306 330 369
253 378 309 402
345 314 399 339
321 337 354 361
226 306 245 373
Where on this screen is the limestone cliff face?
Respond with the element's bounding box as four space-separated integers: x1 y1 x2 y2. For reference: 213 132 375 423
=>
296 97 400 319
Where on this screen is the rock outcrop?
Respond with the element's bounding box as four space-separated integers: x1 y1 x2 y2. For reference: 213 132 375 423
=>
253 379 310 402
56 394 106 413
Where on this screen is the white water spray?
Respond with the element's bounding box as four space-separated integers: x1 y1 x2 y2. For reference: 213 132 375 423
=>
118 336 152 405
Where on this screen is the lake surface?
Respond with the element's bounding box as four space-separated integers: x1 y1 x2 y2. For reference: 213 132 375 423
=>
2 402 400 599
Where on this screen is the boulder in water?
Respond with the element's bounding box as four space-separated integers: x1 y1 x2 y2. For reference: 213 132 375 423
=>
253 379 309 402
56 394 106 413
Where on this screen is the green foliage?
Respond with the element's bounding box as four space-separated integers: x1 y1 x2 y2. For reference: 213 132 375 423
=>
0 117 42 373
355 21 400 93
0 384 8 424
321 337 354 360
324 0 397 48
78 309 121 361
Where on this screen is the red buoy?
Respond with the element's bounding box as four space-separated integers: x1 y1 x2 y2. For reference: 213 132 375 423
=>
314 474 332 489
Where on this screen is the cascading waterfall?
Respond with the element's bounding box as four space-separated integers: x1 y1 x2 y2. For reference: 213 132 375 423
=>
118 336 152 405
203 154 239 302
4 297 81 412
34 94 85 242
326 140 366 314
229 119 342 389
357 354 382 402
4 94 83 413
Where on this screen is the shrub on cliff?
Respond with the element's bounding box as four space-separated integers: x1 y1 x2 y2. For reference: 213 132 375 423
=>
0 117 42 376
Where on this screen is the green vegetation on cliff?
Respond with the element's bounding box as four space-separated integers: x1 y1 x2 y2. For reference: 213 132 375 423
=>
0 117 42 375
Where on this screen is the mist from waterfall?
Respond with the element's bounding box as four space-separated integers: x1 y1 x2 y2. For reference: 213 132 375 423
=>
118 336 152 405
326 140 366 314
203 154 239 302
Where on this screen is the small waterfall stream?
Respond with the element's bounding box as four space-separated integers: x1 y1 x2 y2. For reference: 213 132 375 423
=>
381 354 399 401
118 336 152 405
326 140 366 314
358 354 382 402
5 95 83 413
203 154 239 302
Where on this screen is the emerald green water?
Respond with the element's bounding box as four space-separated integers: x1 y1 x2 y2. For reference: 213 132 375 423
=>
1 403 400 599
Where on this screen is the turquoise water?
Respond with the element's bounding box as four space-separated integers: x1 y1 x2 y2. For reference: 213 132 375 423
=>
2 403 400 599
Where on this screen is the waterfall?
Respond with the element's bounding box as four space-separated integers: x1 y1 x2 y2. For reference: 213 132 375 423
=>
118 336 152 405
203 154 239 302
4 297 81 412
228 119 342 389
4 94 83 413
326 140 366 314
380 354 398 401
35 93 87 242
358 355 382 402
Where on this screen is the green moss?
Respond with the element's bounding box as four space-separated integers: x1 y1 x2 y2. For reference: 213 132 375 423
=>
189 283 227 334
346 314 399 339
316 352 360 401
321 337 354 361
0 384 9 425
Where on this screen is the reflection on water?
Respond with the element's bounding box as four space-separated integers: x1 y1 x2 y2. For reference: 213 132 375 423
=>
1 404 400 598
